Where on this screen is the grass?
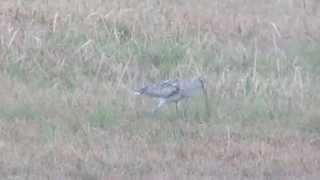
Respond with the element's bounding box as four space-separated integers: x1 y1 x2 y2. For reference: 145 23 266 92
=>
0 0 320 179
0 104 42 121
89 103 118 129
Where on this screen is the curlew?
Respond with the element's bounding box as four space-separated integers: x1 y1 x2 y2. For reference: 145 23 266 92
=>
133 77 210 117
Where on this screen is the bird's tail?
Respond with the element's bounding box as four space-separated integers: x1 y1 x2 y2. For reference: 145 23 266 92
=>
131 86 147 96
131 89 142 95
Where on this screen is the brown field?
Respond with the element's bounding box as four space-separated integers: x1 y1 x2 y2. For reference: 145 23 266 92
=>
1 0 320 179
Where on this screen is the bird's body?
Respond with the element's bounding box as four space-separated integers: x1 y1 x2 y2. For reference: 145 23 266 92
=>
134 77 209 115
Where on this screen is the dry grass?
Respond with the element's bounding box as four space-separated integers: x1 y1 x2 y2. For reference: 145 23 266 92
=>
1 0 320 179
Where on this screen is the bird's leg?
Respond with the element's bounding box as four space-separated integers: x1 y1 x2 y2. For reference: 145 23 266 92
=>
152 98 166 115
183 98 189 120
175 102 179 115
202 86 211 120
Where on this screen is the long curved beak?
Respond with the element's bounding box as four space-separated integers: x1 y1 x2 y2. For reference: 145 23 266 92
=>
201 81 210 119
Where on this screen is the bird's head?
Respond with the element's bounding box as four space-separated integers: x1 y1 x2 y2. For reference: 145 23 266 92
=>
196 76 207 88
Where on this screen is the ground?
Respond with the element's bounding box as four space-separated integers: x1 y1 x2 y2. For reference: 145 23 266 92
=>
0 0 320 179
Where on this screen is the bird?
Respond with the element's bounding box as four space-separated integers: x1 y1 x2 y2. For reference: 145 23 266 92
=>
133 77 210 117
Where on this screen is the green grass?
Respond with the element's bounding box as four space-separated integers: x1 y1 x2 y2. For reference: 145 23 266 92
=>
6 62 28 81
1 0 320 179
89 103 119 129
0 104 42 121
40 120 59 142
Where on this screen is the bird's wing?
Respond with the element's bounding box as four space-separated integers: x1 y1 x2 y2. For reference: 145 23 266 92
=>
142 80 179 98
157 80 179 98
